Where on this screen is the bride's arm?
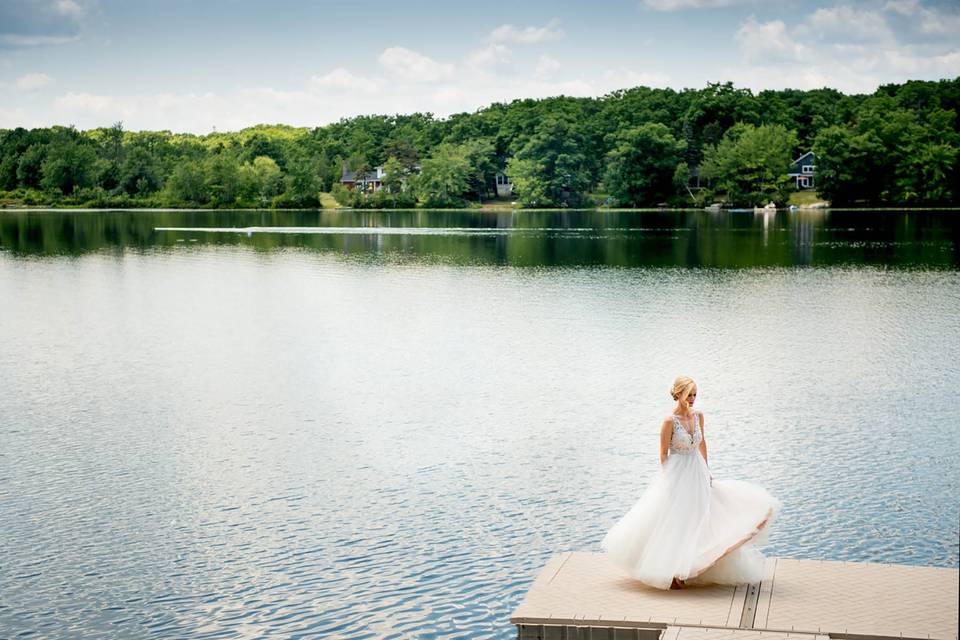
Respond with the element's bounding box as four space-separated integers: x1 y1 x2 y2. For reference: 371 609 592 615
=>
700 413 713 487
698 412 708 465
659 418 672 466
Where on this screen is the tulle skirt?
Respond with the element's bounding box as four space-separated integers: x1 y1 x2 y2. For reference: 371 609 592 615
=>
601 451 779 590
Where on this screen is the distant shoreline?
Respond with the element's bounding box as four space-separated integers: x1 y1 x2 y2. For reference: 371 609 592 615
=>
3 78 958 211
3 206 960 214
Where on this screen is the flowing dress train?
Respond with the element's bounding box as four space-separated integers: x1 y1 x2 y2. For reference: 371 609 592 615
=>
601 412 779 590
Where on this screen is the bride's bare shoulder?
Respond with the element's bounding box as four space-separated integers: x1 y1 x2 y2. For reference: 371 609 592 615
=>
659 416 674 439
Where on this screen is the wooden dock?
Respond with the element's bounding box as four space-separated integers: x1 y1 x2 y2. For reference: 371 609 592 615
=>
510 553 958 640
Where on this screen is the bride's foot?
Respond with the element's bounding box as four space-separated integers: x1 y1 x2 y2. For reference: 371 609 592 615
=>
670 577 683 589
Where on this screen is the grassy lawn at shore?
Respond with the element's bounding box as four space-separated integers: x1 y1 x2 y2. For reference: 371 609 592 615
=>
319 192 341 209
789 191 830 207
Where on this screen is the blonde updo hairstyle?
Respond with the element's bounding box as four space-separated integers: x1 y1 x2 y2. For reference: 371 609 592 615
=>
670 376 697 404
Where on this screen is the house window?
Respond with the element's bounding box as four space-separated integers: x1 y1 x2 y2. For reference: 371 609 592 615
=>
802 165 814 174
800 177 809 187
497 174 510 185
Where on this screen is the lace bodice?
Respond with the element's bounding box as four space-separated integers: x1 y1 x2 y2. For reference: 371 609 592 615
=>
669 412 702 455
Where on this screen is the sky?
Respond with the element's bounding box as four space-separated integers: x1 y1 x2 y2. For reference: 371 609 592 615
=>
1 0 958 133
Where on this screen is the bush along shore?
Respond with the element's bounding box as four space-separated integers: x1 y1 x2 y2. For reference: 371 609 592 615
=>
1 78 957 210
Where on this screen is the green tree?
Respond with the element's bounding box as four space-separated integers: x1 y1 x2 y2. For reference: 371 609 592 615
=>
461 138 497 202
165 160 209 204
908 141 957 203
381 156 405 193
16 144 47 189
119 146 163 195
603 123 686 206
40 141 97 195
282 153 321 206
256 156 284 198
0 155 17 190
505 157 549 207
238 155 284 205
204 154 241 206
889 108 958 204
0 78 958 208
701 123 798 206
682 82 761 165
0 129 32 188
813 125 881 205
383 138 420 172
100 121 125 164
241 133 287 169
673 162 706 205
507 117 590 207
814 97 958 205
416 143 471 207
88 121 125 191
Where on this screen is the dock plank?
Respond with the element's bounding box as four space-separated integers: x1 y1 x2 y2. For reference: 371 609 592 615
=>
511 552 745 629
665 626 827 640
760 558 958 639
511 553 959 640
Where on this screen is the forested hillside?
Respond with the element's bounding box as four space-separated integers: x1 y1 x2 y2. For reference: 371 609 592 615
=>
1 79 957 209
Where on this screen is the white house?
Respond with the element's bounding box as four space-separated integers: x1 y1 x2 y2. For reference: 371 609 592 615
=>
495 172 513 197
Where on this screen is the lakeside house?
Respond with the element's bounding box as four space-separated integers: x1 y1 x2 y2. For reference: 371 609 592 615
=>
340 165 387 193
343 163 514 197
788 151 816 190
340 163 424 193
495 173 513 197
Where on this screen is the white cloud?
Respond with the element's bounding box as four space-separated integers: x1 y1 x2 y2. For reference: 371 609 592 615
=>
0 0 88 49
377 46 454 83
735 17 806 63
26 59 676 133
883 48 960 75
723 63 876 93
524 78 597 99
898 1 960 35
55 91 131 115
15 72 52 90
794 1 960 44
0 105 43 128
308 68 379 94
599 68 671 88
883 0 918 15
54 0 84 17
728 2 960 94
535 54 561 78
0 33 78 47
9 0 959 133
882 0 960 31
466 43 512 71
489 18 565 44
798 5 894 43
641 0 752 10
49 90 267 132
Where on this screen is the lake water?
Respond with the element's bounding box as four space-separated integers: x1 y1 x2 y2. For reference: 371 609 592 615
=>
1 209 958 639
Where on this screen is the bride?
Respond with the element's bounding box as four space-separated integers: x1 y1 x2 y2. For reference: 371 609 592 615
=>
601 376 779 590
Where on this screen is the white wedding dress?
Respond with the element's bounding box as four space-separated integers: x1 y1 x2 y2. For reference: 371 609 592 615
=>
601 412 779 590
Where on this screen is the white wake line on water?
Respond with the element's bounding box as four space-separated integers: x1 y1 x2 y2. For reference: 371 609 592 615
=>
154 226 612 236
155 226 684 236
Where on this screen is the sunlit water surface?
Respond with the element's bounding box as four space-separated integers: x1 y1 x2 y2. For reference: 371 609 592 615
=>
1 209 958 639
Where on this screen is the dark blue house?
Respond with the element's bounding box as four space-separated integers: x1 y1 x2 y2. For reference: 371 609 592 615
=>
788 151 816 190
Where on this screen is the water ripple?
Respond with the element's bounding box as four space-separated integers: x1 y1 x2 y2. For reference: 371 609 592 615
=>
0 251 957 638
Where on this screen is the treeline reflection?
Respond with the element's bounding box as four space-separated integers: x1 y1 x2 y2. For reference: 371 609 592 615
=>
1 209 957 268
